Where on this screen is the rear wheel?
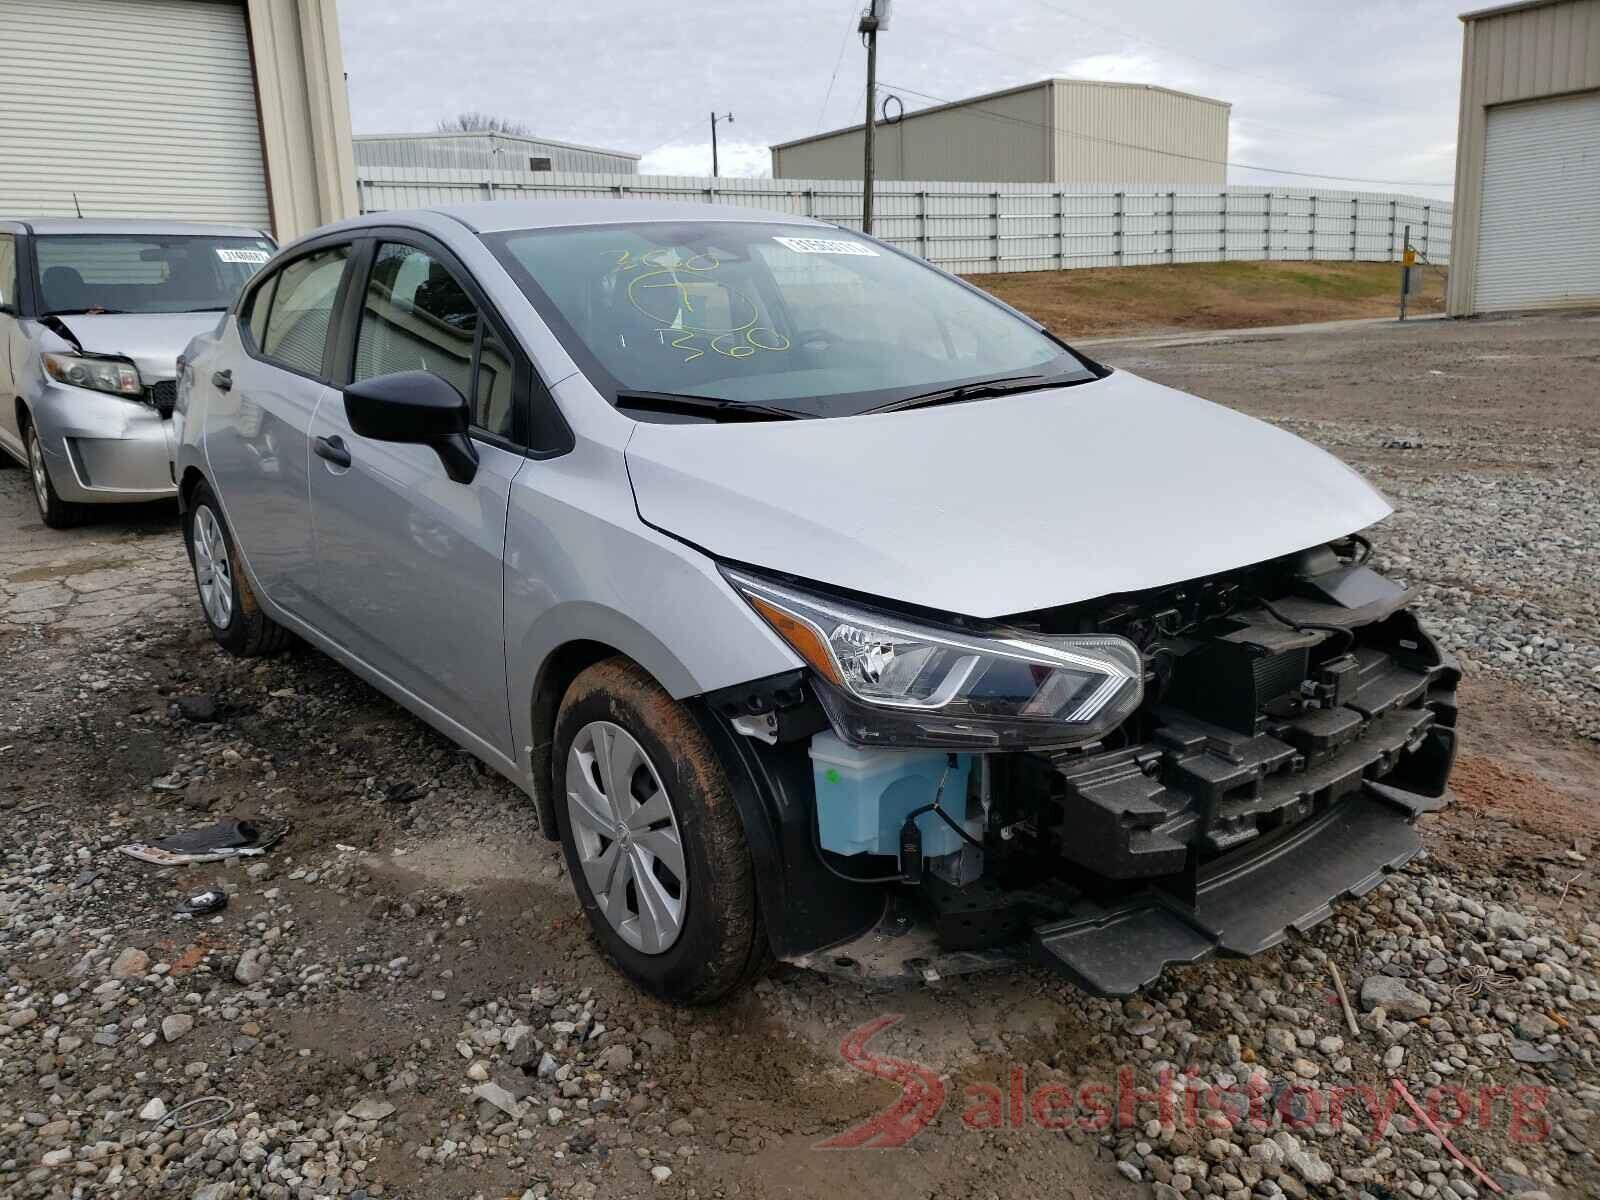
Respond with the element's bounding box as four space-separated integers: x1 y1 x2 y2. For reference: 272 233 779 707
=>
553 657 767 1004
24 417 90 529
184 480 290 657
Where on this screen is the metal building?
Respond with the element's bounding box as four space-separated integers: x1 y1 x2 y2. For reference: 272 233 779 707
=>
355 132 640 176
1447 0 1600 315
770 79 1230 186
0 0 357 242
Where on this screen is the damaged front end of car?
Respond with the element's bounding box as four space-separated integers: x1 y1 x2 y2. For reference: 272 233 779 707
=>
702 535 1458 997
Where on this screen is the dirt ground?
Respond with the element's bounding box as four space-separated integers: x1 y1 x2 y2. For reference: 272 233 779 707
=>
973 260 1448 339
2 310 1597 1200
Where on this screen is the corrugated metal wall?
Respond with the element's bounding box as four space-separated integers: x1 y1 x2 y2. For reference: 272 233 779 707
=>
356 168 1451 275
1053 82 1227 185
355 134 640 177
770 80 1227 185
1448 0 1600 314
773 83 1054 182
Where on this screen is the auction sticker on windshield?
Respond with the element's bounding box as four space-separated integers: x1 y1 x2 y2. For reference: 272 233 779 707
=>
772 236 878 256
216 248 271 265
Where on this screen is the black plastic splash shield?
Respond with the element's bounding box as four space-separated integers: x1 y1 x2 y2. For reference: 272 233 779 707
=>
1031 787 1425 996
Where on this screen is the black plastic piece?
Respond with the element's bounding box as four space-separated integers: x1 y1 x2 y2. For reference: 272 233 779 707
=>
691 703 886 959
701 670 830 744
898 816 923 882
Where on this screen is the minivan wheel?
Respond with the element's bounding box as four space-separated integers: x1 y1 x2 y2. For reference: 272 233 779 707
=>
24 418 90 529
184 481 290 657
552 658 767 1004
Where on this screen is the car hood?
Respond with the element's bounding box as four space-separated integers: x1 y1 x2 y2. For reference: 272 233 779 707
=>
623 370 1392 619
35 312 224 381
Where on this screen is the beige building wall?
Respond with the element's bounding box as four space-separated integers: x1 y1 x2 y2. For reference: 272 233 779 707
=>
1447 0 1600 314
1053 81 1227 185
772 79 1228 185
773 82 1054 182
246 0 359 242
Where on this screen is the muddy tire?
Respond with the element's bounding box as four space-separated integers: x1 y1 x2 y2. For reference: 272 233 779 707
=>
184 480 290 657
552 657 767 1004
23 416 91 529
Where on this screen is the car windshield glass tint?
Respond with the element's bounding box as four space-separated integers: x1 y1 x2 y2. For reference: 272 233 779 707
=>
34 235 275 315
487 222 1092 418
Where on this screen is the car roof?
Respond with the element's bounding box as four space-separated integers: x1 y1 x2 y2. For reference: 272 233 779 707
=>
331 199 833 236
0 216 271 237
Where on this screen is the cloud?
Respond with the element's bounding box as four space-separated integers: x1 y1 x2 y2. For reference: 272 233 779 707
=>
639 142 772 179
1061 53 1169 86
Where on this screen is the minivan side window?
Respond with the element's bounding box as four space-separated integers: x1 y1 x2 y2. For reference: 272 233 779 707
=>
353 242 514 440
240 273 277 351
259 246 350 377
0 234 16 312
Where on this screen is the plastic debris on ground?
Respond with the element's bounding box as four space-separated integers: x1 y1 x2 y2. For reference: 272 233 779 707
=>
118 818 288 866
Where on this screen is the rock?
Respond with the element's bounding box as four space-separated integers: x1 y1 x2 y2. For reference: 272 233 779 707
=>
161 1013 194 1042
1487 908 1530 939
1359 975 1430 1019
473 1081 524 1119
596 1043 633 1072
109 947 150 979
139 1097 168 1121
233 948 267 985
639 1026 677 1055
667 1117 695 1137
1116 1161 1142 1182
9 1007 39 1028
175 694 219 722
650 1166 672 1184
348 1097 396 1121
1515 1012 1557 1040
41 1148 72 1167
1285 1148 1334 1186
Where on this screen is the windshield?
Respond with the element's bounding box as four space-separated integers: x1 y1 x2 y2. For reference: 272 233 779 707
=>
33 234 274 315
487 222 1093 418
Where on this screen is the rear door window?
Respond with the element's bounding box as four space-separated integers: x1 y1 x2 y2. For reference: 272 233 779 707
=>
260 246 350 377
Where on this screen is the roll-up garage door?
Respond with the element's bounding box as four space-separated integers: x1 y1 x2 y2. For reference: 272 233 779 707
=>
0 0 271 227
1474 90 1600 313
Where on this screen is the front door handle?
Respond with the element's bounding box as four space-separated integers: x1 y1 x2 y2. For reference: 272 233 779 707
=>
314 434 351 468
212 369 232 392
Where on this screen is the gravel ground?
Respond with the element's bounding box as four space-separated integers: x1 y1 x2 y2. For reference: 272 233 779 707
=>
1 311 1597 1200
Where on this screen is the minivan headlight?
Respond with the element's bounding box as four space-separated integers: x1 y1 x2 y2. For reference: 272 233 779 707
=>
42 352 142 397
723 568 1143 749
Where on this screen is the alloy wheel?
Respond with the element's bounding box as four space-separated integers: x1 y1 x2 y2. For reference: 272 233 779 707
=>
564 720 687 954
27 428 49 515
192 505 234 628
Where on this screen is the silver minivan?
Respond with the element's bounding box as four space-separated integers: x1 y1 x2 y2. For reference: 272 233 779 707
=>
0 218 274 527
175 201 1459 1004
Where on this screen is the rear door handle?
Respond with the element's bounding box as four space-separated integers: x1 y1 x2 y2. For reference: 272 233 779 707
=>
212 369 232 392
314 434 351 468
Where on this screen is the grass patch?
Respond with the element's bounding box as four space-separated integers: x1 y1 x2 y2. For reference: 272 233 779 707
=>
969 260 1446 339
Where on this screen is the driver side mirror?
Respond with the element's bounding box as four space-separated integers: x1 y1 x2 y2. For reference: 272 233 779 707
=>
343 370 479 484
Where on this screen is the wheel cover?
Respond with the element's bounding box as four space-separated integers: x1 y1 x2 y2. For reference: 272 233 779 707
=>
192 505 234 628
565 720 687 954
27 429 50 514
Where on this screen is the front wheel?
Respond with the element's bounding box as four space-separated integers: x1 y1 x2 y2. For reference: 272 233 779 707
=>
24 418 90 529
552 658 767 1004
184 481 290 657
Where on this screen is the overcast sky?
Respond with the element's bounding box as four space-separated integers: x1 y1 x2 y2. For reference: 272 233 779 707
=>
337 0 1464 200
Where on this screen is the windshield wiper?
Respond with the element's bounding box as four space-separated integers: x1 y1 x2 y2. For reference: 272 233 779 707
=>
42 307 128 317
865 373 1065 415
181 305 228 313
613 389 808 423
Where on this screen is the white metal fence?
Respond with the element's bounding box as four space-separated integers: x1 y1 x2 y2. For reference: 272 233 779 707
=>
356 166 1452 275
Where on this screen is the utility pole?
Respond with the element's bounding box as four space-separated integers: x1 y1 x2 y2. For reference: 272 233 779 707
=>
858 2 889 233
710 111 734 177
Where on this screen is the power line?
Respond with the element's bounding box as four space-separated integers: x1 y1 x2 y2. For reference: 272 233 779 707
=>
816 1 862 132
876 80 1454 189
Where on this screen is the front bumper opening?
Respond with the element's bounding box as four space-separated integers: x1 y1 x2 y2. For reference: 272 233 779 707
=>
784 552 1461 996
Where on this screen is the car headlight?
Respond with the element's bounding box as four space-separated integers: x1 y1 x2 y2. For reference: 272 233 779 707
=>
42 352 142 397
723 568 1144 749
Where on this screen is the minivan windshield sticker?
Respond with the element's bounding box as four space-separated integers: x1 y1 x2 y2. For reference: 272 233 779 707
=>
216 248 270 265
772 236 877 256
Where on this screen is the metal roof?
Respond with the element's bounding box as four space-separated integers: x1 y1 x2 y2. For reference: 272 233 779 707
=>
1460 0 1579 19
355 130 641 162
0 216 271 236
771 77 1232 152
